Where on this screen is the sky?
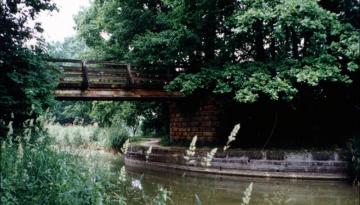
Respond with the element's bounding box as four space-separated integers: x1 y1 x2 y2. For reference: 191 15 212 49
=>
37 0 91 42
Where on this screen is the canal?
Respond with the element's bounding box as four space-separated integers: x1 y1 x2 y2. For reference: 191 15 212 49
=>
89 150 359 205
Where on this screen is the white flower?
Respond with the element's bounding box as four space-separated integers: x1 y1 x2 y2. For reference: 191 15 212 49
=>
184 136 197 162
223 123 241 151
241 182 253 205
100 31 111 41
132 179 142 190
118 166 126 182
121 139 130 154
17 143 24 159
201 148 218 167
145 146 152 162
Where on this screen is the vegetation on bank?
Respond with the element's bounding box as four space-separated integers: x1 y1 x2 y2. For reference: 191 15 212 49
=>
47 123 137 151
72 0 359 155
0 0 58 135
1 0 359 193
0 118 170 205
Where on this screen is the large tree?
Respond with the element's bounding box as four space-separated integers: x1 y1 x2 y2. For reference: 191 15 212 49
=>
0 0 57 135
74 0 359 147
166 0 359 103
75 0 359 103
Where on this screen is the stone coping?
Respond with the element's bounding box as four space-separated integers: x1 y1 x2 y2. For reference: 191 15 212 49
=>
125 143 350 180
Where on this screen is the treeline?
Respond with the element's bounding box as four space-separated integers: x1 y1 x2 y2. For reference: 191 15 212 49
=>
71 0 360 148
75 0 359 103
52 101 168 137
0 1 58 136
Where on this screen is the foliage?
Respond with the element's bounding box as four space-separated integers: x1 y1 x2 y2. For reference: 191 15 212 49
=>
1 118 170 205
105 125 130 151
0 0 58 136
75 0 359 104
47 123 131 151
51 101 93 125
47 124 100 148
47 36 89 59
1 120 106 204
165 0 360 103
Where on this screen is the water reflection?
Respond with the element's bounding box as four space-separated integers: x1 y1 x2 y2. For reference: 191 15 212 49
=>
93 152 359 205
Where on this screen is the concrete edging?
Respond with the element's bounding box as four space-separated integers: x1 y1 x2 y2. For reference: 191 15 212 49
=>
125 144 350 180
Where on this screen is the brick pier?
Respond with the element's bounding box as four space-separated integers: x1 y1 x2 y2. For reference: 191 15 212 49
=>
169 96 224 144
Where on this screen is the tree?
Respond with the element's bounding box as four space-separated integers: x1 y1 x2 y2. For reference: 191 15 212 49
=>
165 0 359 103
75 0 359 103
0 0 57 136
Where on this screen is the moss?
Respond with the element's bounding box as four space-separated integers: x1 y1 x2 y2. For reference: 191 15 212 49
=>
311 151 334 161
266 151 285 160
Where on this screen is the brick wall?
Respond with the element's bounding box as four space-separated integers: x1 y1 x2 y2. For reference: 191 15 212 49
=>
169 96 222 143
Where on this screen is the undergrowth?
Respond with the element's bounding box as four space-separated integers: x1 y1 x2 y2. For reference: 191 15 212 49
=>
0 118 170 205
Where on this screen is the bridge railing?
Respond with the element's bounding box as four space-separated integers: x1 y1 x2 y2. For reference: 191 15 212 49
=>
48 59 176 90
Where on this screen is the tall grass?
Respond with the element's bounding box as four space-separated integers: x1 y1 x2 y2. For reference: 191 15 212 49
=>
0 120 169 205
47 123 130 151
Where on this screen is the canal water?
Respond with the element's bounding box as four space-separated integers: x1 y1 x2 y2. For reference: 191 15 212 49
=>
91 151 359 205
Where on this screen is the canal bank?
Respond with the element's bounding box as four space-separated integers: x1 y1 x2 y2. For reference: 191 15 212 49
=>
125 139 350 180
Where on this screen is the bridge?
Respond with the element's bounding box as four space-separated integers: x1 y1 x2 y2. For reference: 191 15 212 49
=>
51 59 220 143
50 59 182 100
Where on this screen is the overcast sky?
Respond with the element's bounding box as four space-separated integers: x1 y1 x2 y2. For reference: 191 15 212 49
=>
37 0 90 42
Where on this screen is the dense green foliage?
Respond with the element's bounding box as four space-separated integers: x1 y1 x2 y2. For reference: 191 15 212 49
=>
165 0 359 102
0 0 58 135
75 0 359 103
1 119 170 204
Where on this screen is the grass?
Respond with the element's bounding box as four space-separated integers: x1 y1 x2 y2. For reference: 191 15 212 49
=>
46 123 135 151
0 120 170 205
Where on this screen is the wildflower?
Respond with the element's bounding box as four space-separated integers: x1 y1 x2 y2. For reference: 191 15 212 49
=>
145 145 153 162
241 182 253 205
184 135 197 161
201 148 218 167
132 179 142 190
17 143 24 159
24 128 32 142
118 166 126 182
223 123 241 151
121 139 130 154
7 121 13 137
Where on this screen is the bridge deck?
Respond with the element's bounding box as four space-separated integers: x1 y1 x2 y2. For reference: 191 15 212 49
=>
50 59 182 100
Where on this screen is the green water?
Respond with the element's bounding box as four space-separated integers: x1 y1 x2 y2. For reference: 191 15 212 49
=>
94 152 359 205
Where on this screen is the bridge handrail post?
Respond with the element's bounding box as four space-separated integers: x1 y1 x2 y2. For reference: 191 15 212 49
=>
81 61 89 90
126 63 134 87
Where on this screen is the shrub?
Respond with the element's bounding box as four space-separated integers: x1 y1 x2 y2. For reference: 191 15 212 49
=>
105 126 129 151
0 120 170 205
1 131 105 204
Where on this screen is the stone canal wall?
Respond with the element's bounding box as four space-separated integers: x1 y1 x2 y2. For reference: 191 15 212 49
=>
125 144 350 179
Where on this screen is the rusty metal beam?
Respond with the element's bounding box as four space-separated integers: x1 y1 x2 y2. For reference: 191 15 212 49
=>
54 89 183 101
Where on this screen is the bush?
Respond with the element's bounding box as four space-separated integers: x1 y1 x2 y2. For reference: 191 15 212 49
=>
0 120 170 205
1 132 105 204
105 126 129 151
47 124 98 148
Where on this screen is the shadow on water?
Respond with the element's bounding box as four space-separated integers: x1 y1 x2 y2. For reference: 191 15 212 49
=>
90 151 359 205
